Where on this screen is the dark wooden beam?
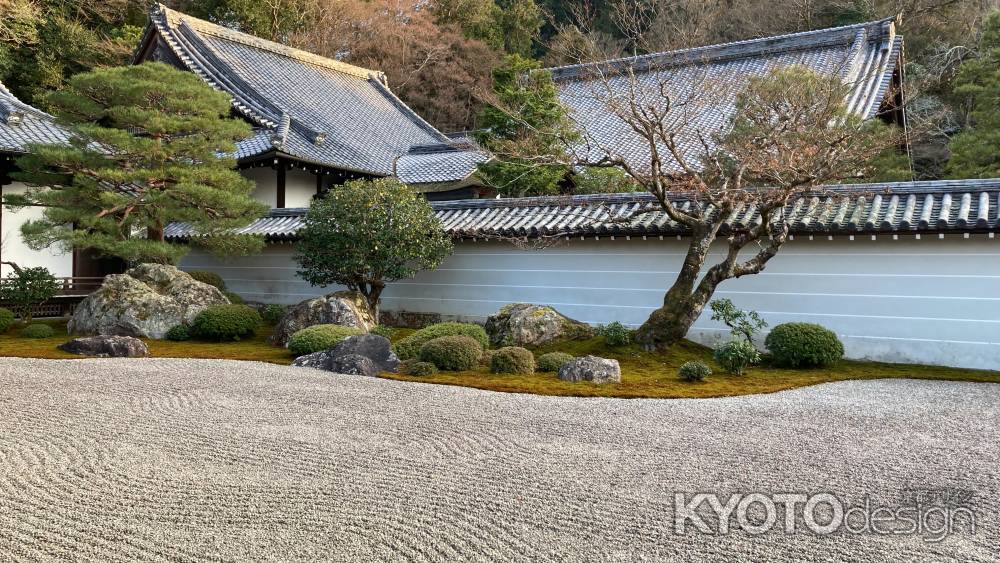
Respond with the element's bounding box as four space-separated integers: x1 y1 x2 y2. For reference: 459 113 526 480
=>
276 163 286 209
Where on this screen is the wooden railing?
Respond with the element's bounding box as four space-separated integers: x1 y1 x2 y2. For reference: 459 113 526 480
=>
0 276 107 318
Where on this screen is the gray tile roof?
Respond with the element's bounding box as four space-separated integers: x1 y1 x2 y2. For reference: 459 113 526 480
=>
0 82 71 155
164 179 1000 241
546 18 903 174
142 4 485 184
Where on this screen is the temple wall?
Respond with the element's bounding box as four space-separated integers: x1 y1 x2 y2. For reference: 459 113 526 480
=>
181 234 1000 370
0 182 73 278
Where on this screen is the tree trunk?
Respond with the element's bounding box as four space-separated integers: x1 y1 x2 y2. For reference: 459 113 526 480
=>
634 228 717 350
363 281 384 324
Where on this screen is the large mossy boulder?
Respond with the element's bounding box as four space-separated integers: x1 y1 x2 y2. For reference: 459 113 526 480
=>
484 303 593 347
68 264 229 339
270 291 376 347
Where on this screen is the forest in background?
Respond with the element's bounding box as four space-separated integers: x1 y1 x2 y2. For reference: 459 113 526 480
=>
0 0 998 180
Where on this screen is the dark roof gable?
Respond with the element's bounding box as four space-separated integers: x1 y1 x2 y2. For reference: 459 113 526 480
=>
135 4 486 185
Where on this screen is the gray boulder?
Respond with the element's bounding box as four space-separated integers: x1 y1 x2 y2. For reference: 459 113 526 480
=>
68 264 228 339
558 355 621 384
58 335 150 358
270 291 376 347
485 303 593 347
291 334 399 375
329 354 380 377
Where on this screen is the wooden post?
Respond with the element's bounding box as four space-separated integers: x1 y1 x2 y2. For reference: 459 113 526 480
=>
276 162 286 209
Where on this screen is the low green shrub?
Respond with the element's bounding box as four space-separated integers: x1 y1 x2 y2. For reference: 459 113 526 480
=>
407 361 438 376
288 324 363 356
490 346 535 374
0 307 14 333
260 304 287 326
394 322 489 360
597 321 631 347
370 325 394 339
536 351 574 372
765 322 844 368
165 325 191 342
678 361 712 382
713 340 761 375
20 323 54 339
187 270 226 290
419 335 483 371
191 304 261 341
223 291 245 304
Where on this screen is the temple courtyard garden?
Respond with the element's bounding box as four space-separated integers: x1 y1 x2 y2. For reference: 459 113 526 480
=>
0 357 995 560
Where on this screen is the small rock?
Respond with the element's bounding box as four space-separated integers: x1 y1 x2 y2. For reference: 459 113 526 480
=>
485 303 593 347
270 291 376 347
328 354 380 377
558 355 621 384
58 335 150 358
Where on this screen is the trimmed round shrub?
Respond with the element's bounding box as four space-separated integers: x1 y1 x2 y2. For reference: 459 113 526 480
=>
394 322 489 360
713 340 761 375
419 335 483 371
765 322 844 368
479 348 498 367
490 346 536 374
598 321 631 347
678 361 712 382
288 324 363 356
191 304 262 341
20 323 54 339
407 361 438 376
223 291 245 305
165 325 191 342
0 307 14 333
186 270 226 290
260 304 287 326
536 351 574 372
370 325 394 339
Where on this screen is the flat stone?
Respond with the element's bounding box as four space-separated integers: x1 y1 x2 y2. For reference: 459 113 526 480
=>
558 355 621 384
58 335 150 358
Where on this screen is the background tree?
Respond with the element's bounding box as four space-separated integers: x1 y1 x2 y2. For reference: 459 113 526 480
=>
946 10 1000 179
475 55 577 196
294 178 454 319
180 0 317 42
7 62 268 265
0 0 145 104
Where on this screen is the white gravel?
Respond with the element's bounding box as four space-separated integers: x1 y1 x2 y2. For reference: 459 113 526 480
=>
0 357 996 561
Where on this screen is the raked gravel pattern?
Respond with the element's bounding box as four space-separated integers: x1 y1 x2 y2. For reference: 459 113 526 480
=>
0 357 997 561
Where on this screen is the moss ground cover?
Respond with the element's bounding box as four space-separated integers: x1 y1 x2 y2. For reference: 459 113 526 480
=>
2 321 997 399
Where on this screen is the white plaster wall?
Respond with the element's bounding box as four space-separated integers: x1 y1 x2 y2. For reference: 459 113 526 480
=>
180 234 1000 370
0 183 73 278
244 167 316 209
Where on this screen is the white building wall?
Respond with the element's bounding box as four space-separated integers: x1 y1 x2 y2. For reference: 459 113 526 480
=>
245 167 316 209
0 182 73 278
180 235 1000 370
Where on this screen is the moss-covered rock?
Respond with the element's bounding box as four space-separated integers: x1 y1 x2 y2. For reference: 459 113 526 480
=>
484 303 593 347
270 291 376 347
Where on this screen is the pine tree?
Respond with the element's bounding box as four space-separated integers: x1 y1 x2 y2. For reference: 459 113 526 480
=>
8 62 268 265
947 11 1000 179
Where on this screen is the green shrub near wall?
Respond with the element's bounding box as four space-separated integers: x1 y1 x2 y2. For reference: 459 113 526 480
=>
765 323 844 368
20 324 54 339
490 347 535 374
0 308 14 333
395 322 489 360
288 325 363 356
191 305 261 341
419 335 483 371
